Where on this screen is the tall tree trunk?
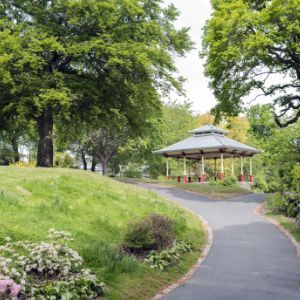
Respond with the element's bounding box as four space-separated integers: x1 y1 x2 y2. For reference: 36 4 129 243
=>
36 106 54 167
11 137 20 163
81 150 87 170
91 156 97 172
101 158 108 175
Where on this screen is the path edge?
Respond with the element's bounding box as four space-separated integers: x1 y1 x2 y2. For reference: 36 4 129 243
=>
152 213 213 300
255 204 300 257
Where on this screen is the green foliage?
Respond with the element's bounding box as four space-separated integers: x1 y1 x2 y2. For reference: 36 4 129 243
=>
0 0 193 166
202 0 300 126
209 176 237 187
267 192 300 219
123 164 143 179
123 214 176 254
223 176 238 186
54 152 76 168
253 176 269 192
145 241 192 271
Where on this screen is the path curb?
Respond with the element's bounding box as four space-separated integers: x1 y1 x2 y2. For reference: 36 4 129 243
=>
255 204 300 257
152 212 213 300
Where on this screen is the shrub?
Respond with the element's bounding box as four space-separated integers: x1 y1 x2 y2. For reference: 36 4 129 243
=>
209 179 224 187
223 176 238 186
54 153 76 168
123 214 175 254
123 165 143 179
0 229 105 299
209 176 237 187
253 176 269 192
267 192 300 218
145 241 192 270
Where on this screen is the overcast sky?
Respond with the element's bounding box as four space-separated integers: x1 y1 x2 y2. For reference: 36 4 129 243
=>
165 0 215 113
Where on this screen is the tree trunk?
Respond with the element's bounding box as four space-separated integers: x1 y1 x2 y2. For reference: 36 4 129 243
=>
11 137 20 163
101 158 108 175
81 150 87 170
36 106 54 167
91 156 97 172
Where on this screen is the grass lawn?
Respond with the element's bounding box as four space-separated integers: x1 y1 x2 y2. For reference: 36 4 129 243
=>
0 167 206 299
132 178 248 199
267 214 300 243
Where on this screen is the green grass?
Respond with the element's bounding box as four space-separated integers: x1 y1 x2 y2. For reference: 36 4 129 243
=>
131 178 248 199
267 214 300 243
0 167 205 299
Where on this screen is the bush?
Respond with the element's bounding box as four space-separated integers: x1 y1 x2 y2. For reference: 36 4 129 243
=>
209 176 237 187
123 165 143 178
223 176 238 186
0 229 105 299
54 153 76 168
209 179 224 187
145 241 192 270
253 176 269 192
267 192 300 218
123 214 175 254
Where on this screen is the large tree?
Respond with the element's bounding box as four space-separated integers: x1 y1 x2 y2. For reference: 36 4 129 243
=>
0 0 192 167
202 0 300 127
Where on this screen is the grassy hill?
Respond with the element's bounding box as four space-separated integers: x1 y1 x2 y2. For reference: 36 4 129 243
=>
0 167 205 299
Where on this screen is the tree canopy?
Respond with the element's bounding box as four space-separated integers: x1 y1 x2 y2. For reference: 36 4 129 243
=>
202 0 300 127
0 0 192 166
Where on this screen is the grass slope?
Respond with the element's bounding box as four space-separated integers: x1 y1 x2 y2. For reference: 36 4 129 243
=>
0 167 205 299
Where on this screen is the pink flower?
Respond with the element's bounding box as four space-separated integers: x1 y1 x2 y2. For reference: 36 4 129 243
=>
0 279 21 299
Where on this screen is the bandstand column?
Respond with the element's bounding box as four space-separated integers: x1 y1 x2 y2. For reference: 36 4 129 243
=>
239 156 244 182
249 156 253 183
220 152 224 180
165 158 169 180
177 159 180 183
183 156 188 183
188 159 191 183
201 154 206 182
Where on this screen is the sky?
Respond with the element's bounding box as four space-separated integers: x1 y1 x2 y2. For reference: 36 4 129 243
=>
165 0 216 113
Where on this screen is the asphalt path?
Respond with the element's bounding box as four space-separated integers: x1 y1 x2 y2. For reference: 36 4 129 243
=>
135 183 300 300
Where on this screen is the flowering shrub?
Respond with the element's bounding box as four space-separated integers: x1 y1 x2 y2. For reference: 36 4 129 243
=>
0 279 21 299
0 229 105 299
145 241 192 270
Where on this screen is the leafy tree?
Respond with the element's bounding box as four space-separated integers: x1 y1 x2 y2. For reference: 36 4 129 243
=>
0 0 192 167
202 0 300 127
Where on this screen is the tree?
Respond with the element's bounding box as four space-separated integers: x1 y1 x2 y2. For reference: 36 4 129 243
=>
0 0 192 167
202 0 300 127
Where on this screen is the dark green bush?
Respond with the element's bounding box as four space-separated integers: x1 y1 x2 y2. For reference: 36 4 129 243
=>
267 192 300 218
253 176 269 192
223 176 238 186
209 179 224 187
54 153 76 168
123 214 175 254
209 176 237 187
123 166 143 178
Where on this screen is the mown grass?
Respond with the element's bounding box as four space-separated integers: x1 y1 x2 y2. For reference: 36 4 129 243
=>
267 214 300 243
132 178 248 199
0 167 205 299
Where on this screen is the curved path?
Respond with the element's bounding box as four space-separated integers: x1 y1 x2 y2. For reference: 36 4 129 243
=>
136 183 300 300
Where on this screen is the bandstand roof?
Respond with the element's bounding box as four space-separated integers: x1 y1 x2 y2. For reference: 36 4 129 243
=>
154 125 262 160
